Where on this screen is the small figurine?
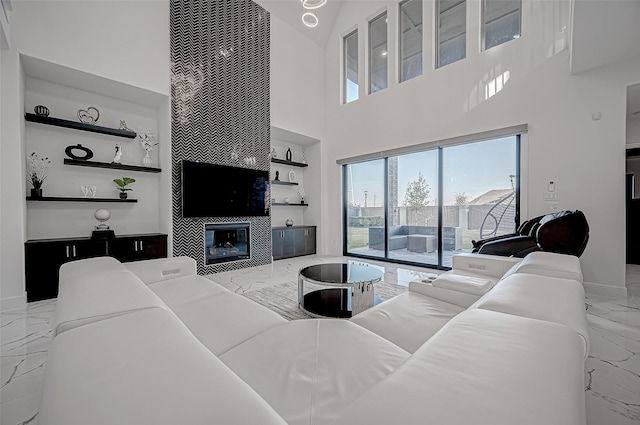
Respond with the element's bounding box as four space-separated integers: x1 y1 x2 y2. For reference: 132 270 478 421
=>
275 170 280 181
119 120 133 131
271 148 277 159
112 144 123 164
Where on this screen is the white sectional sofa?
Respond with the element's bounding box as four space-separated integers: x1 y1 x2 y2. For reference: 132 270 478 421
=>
40 251 589 425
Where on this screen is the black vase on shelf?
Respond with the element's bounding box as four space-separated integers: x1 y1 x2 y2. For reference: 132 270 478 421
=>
286 148 292 162
119 192 128 200
30 188 43 198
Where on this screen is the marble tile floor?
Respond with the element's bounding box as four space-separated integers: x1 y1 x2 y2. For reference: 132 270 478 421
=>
1 255 639 425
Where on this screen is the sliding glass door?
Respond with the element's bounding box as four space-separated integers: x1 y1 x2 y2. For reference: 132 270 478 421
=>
343 136 519 269
442 136 519 267
345 160 386 257
387 151 440 264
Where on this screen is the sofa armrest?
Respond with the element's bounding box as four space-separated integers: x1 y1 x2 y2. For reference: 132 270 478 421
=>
451 253 522 279
124 256 197 285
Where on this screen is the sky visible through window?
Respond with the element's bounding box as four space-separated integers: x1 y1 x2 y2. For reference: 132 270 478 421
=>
347 136 516 206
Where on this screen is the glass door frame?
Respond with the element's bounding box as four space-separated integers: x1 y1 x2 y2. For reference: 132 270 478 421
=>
342 136 521 270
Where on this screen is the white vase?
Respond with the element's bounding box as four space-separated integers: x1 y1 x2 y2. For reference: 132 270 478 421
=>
142 151 152 167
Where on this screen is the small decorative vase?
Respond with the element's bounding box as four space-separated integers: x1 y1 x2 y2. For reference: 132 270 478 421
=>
286 148 292 161
300 198 305 204
142 151 152 167
119 192 128 200
285 218 293 227
271 148 277 159
31 188 42 198
34 105 50 117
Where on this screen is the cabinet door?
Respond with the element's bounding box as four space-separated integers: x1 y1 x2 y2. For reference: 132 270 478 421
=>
272 230 284 260
108 238 138 262
24 239 107 302
136 235 167 261
25 241 67 302
281 229 295 258
304 227 316 255
73 240 108 260
293 228 306 256
108 235 167 263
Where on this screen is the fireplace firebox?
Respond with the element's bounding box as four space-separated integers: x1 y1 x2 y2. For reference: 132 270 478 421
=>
205 222 250 265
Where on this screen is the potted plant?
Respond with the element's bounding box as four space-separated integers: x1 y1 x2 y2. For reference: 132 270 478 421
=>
27 152 51 198
114 176 136 199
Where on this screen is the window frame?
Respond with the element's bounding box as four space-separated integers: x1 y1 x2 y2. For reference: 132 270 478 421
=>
435 0 467 69
342 28 359 104
481 0 522 51
398 0 423 83
368 10 388 95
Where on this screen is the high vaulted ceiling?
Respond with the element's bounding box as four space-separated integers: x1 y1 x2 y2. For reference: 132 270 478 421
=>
258 0 640 77
253 0 344 46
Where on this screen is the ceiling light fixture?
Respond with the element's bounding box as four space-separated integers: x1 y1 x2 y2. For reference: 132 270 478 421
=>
302 12 318 28
301 0 327 10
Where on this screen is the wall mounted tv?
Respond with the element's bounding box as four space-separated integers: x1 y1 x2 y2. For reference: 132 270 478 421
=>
181 160 270 218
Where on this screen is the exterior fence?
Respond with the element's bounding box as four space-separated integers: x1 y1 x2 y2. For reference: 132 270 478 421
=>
348 204 516 234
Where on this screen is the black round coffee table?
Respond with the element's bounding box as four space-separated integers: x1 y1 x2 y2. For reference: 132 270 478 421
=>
298 263 383 318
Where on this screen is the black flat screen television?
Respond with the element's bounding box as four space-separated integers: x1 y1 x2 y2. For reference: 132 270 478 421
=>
181 160 270 218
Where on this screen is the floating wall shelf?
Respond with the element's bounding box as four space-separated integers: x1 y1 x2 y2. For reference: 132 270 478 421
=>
272 202 308 206
271 180 298 186
25 113 137 139
26 196 138 203
64 159 161 173
270 158 308 168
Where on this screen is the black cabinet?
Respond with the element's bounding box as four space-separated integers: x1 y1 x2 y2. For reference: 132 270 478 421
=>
272 226 316 260
108 234 168 262
24 233 167 302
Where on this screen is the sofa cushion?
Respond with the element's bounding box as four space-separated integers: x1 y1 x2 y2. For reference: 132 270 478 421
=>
168 290 287 356
432 273 494 295
148 274 229 307
55 257 166 336
124 256 197 284
350 291 464 352
220 319 409 425
474 273 590 357
40 308 287 425
334 309 586 425
514 251 583 282
408 280 482 308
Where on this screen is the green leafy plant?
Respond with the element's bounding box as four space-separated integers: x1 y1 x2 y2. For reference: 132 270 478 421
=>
114 176 136 192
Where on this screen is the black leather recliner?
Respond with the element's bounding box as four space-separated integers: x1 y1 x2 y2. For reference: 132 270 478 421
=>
471 210 589 258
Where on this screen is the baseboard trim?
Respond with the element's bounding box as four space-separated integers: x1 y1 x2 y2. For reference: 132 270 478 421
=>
1 294 27 311
583 281 628 298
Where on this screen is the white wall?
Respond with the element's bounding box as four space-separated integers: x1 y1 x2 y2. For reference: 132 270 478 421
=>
320 0 640 295
0 1 169 303
270 14 325 139
270 15 325 248
0 49 26 307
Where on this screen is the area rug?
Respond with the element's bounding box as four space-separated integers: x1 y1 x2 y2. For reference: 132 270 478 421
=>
243 281 408 321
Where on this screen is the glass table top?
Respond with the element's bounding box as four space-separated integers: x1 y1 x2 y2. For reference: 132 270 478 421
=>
299 263 383 285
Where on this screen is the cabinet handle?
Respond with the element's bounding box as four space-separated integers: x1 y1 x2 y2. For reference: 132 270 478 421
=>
72 245 77 257
65 245 70 258
134 241 138 252
139 240 143 251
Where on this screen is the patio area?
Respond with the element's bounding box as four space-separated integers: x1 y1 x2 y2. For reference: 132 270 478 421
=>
349 245 470 267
